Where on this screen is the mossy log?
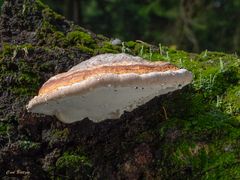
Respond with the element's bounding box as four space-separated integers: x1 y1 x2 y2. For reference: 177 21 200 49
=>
0 0 239 179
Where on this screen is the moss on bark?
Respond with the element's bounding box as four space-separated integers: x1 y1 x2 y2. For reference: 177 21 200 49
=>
0 0 239 179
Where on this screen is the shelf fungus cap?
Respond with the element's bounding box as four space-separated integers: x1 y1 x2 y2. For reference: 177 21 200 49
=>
26 53 193 123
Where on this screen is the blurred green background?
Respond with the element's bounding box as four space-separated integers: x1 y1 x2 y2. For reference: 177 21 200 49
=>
1 0 240 53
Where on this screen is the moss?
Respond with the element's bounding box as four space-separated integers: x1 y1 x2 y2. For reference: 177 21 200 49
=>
67 31 94 46
19 140 41 151
33 1 73 47
47 128 71 149
93 41 121 54
124 45 240 179
1 1 240 178
22 1 105 50
102 41 120 50
143 48 240 179
39 61 55 72
94 47 119 54
11 60 40 96
45 31 69 47
2 43 34 57
41 7 64 22
51 128 70 139
23 0 46 15
35 0 47 8
125 41 137 48
124 41 151 56
55 150 92 178
40 4 66 33
156 115 240 178
37 21 58 42
135 131 154 143
0 123 8 135
56 153 92 169
76 44 94 54
2 43 14 56
0 44 41 96
172 140 240 179
222 86 240 115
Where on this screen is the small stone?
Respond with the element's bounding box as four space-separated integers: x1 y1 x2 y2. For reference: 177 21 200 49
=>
111 38 122 45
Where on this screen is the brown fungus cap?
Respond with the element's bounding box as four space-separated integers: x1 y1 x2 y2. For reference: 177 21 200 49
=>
26 53 193 123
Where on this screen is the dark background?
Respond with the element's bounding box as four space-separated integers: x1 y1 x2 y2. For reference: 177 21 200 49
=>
2 0 240 53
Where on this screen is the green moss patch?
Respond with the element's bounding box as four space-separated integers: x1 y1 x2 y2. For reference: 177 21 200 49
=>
55 150 92 178
19 140 41 151
67 31 94 46
0 123 8 135
137 48 240 179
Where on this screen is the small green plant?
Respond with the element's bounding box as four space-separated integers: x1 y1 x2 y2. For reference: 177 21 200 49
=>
140 45 144 56
203 49 208 58
179 58 183 67
121 42 126 53
219 58 224 72
216 95 223 108
159 43 163 55
225 103 233 114
166 51 169 60
149 47 153 60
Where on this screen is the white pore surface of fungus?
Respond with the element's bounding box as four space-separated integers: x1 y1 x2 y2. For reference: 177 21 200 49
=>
26 53 193 123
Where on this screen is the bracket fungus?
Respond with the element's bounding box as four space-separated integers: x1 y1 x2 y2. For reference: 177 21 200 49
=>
27 53 193 123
